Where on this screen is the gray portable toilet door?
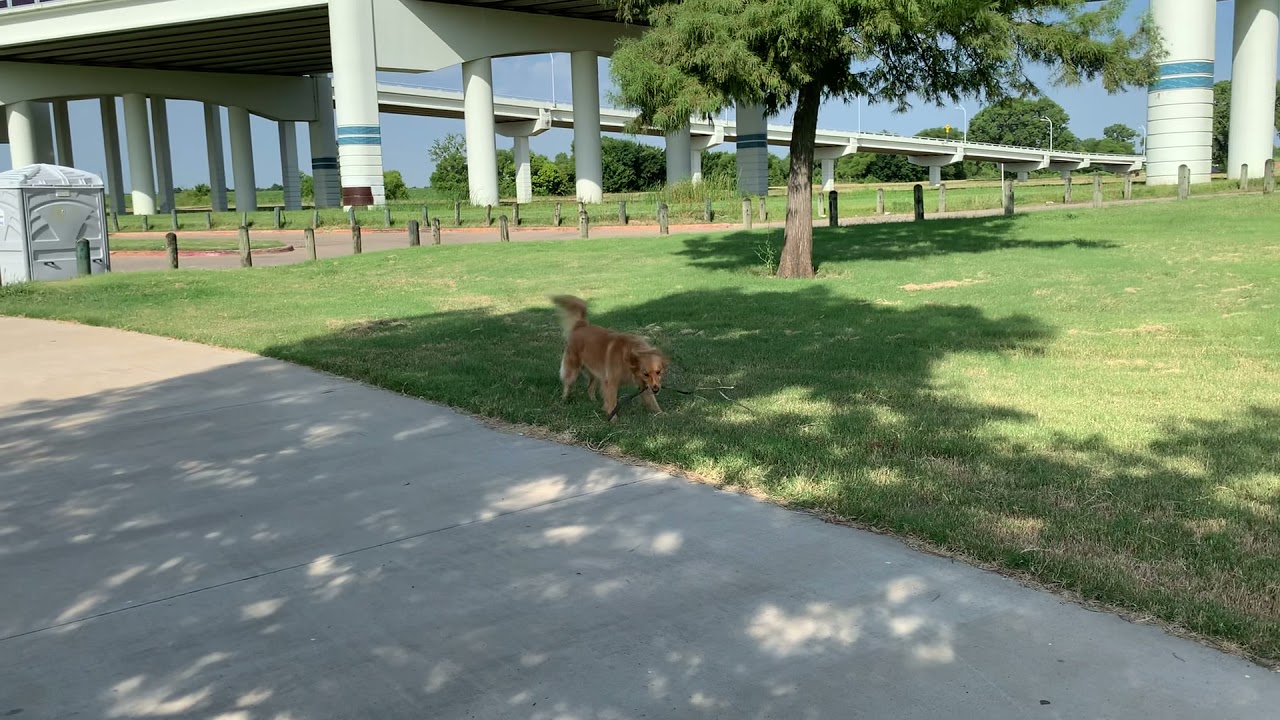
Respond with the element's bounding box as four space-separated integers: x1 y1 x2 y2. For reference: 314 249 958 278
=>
25 186 106 281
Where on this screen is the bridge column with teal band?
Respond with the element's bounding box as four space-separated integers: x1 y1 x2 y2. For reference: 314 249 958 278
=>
307 75 341 209
329 0 384 208
1145 0 1216 186
1227 0 1279 181
735 101 769 196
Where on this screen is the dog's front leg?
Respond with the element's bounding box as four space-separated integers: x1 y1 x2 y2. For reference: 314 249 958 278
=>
602 381 620 423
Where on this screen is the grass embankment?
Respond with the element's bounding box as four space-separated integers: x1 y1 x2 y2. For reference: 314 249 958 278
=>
108 178 1247 233
5 194 1278 664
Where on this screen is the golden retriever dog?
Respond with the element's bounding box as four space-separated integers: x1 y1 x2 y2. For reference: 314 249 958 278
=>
551 295 669 421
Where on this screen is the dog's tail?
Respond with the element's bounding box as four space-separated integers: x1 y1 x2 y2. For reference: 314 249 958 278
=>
549 294 589 339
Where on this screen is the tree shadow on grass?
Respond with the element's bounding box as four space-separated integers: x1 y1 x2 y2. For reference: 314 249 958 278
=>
679 215 1117 273
257 285 1279 664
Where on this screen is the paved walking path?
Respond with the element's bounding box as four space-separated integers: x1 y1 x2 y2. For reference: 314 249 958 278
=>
1 317 1274 719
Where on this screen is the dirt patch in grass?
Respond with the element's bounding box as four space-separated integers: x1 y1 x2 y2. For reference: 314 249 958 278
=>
900 278 986 292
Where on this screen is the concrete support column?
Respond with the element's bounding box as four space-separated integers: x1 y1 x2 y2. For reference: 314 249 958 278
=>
821 158 835 192
279 121 302 210
150 97 175 212
462 57 500 206
122 93 157 215
928 166 942 187
5 101 40 169
52 100 73 167
99 98 126 216
513 135 533 203
690 150 703 184
1017 171 1029 182
665 126 692 185
308 75 341 209
31 102 56 165
1227 0 1280 180
203 103 229 212
1146 0 1216 185
735 101 769 196
570 50 603 203
329 0 384 207
228 106 258 212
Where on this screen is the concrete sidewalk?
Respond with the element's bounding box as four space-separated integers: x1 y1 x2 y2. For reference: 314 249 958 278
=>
0 317 1274 719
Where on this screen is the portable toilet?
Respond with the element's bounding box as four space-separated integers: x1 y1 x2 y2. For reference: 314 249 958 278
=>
0 164 110 284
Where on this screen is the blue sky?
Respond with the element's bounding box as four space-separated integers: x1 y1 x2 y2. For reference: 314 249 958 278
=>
2 1 1276 189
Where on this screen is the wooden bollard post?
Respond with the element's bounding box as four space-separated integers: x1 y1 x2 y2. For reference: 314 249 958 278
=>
828 190 838 227
165 231 179 269
141 214 150 232
351 223 362 254
75 238 91 277
1264 159 1275 194
913 184 925 221
383 207 393 228
238 226 252 268
875 188 885 214
421 205 429 224
1062 175 1073 204
485 205 493 227
658 203 669 235
938 183 947 213
817 190 825 218
499 215 510 242
554 202 562 227
408 219 420 247
274 207 283 229
704 197 712 222
1239 164 1250 191
304 227 317 261
742 198 752 229
512 202 521 226
242 211 250 228
1178 164 1190 200
1002 179 1015 216
758 196 767 222
347 208 356 226
578 209 589 238
453 201 461 226
205 211 213 230
431 218 441 245
170 209 179 231
1123 173 1133 200
618 200 628 225
1092 175 1103 209
312 209 320 228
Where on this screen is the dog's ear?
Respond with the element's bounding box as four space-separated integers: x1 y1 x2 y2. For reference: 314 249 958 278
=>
628 350 642 372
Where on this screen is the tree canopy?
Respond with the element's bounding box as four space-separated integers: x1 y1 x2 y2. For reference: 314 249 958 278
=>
609 0 1163 278
967 97 1079 151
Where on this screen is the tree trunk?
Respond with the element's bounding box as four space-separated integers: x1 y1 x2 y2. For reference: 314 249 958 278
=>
777 82 822 278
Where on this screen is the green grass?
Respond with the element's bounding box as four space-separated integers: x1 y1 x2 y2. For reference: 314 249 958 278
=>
110 237 286 252
106 177 1250 233
5 194 1279 665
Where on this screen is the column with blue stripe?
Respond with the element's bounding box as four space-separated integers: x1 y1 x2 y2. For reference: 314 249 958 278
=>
328 0 385 208
1145 0 1216 185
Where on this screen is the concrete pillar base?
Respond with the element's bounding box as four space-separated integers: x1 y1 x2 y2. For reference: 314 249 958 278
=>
665 127 692 185
735 101 769 197
513 135 533 204
5 101 40 169
53 100 74 167
99 97 126 216
150 97 174 213
122 93 157 215
279 122 303 210
463 57 500 207
822 158 835 192
204 104 229 212
228 106 258 213
571 50 604 203
329 0 385 207
1226 0 1280 180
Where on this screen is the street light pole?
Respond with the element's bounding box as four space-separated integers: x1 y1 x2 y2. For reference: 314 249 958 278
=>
1040 116 1054 152
954 104 968 142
